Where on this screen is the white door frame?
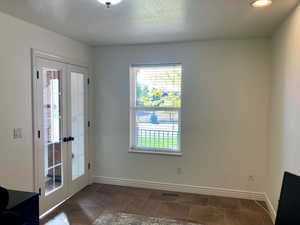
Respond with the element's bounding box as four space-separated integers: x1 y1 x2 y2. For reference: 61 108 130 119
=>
35 58 69 213
31 49 92 213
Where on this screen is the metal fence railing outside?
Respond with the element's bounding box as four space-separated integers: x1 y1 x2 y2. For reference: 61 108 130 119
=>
136 128 179 150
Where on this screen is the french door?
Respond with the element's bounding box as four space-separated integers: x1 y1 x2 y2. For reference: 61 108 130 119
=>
34 57 89 214
67 65 89 195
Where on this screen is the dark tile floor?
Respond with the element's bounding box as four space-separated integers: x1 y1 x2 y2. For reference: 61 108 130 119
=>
41 184 273 225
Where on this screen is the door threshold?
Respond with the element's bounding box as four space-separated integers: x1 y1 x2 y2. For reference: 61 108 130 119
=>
39 184 90 219
39 194 73 219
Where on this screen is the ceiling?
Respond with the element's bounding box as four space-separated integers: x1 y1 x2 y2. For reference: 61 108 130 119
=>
0 0 298 46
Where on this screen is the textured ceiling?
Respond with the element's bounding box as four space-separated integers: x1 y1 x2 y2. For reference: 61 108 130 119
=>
0 0 298 46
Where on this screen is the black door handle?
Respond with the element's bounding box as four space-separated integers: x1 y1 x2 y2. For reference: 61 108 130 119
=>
63 137 75 142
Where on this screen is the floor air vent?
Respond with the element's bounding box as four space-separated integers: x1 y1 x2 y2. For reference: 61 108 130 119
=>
161 193 179 199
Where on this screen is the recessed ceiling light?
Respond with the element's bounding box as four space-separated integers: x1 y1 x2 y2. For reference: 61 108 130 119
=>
98 0 123 8
251 0 273 8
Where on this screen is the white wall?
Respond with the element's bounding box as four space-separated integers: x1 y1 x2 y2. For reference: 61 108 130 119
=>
93 39 271 193
0 11 92 192
268 3 300 212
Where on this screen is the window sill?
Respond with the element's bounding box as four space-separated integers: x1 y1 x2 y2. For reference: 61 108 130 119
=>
129 148 182 156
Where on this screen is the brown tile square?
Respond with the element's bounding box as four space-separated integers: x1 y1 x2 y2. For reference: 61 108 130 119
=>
123 197 147 214
208 196 241 210
141 199 162 217
156 202 190 220
177 193 209 206
189 205 225 225
126 187 152 199
239 199 266 213
224 209 273 225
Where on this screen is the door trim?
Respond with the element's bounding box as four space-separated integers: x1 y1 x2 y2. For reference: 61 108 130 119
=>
31 49 91 201
32 49 89 69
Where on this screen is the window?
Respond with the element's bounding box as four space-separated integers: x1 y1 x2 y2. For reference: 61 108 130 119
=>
130 64 182 155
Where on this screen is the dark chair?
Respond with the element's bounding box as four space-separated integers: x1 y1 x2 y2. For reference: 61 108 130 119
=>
0 186 23 225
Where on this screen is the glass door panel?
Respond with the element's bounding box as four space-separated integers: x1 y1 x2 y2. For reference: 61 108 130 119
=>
68 65 89 195
70 72 85 180
42 69 64 195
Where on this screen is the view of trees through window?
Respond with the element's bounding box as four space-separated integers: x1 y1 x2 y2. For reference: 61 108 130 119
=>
131 64 182 152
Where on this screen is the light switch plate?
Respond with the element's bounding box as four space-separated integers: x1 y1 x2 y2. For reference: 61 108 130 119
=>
13 128 22 139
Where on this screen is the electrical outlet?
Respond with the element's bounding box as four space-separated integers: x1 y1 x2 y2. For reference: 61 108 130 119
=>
13 128 22 139
177 168 182 175
248 175 255 182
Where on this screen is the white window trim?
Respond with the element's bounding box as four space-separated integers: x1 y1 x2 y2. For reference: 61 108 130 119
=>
129 63 183 156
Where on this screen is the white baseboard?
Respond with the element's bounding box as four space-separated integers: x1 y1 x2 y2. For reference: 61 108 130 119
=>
264 193 276 224
94 176 266 201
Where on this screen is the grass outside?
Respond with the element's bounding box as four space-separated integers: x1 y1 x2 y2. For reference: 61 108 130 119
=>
137 137 178 149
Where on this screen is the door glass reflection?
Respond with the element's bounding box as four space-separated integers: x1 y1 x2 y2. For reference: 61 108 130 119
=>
70 72 85 180
43 69 63 195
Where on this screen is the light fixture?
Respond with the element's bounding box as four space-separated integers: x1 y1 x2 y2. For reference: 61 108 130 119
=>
98 0 123 8
251 0 272 7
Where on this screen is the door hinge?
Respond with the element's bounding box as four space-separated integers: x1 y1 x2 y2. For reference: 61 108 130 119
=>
88 162 91 170
37 130 41 138
88 121 91 127
36 70 40 79
87 78 90 85
38 187 41 196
